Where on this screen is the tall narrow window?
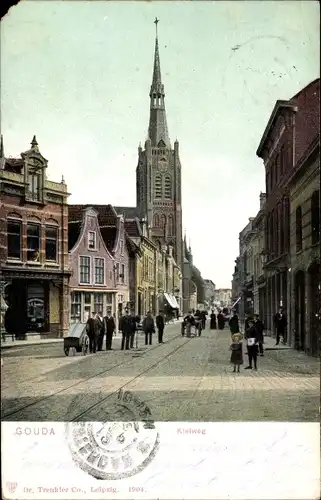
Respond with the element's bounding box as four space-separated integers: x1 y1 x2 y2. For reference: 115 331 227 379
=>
121 264 125 284
79 256 90 283
45 227 58 261
164 175 172 199
95 258 105 284
7 220 21 259
115 263 120 281
311 190 320 244
295 206 302 252
160 214 166 229
88 231 96 250
28 173 40 200
155 175 162 199
153 214 159 227
27 224 40 261
275 155 279 184
168 215 174 235
71 292 81 323
93 293 103 315
280 145 285 176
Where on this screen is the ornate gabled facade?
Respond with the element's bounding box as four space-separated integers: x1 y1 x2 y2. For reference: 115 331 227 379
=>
135 21 183 271
0 136 70 339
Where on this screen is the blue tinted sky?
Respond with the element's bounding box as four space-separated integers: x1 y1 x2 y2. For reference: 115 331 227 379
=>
1 1 319 287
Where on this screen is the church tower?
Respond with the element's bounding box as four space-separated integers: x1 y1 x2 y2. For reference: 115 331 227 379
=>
136 18 183 269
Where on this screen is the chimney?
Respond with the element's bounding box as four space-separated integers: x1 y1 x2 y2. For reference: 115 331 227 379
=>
260 192 266 209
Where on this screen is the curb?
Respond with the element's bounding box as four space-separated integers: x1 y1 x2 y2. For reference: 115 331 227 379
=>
1 339 64 350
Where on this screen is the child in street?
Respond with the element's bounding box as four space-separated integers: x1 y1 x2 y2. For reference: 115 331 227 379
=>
230 332 243 373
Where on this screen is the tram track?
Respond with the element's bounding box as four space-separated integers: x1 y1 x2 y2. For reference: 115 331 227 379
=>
2 331 191 421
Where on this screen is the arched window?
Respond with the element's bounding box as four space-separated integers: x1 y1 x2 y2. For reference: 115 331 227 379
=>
296 206 302 252
168 215 174 235
153 214 159 227
160 214 166 229
311 190 320 244
155 175 162 199
164 175 172 199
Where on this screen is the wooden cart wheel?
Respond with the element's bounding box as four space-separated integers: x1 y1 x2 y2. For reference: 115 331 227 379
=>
64 347 70 356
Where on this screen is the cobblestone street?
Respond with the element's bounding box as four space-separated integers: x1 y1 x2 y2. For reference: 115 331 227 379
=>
1 322 319 422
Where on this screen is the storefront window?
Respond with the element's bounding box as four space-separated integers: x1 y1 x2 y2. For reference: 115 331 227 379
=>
27 224 40 261
71 292 81 323
94 293 103 315
7 220 21 259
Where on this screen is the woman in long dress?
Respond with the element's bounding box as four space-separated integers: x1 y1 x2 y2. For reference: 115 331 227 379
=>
210 310 217 329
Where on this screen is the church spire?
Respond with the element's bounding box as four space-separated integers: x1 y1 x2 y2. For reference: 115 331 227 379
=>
148 18 170 147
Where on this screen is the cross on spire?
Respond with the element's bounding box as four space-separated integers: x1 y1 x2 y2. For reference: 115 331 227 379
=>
154 17 159 37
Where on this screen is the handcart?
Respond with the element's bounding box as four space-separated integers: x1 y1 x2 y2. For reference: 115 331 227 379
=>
64 323 89 356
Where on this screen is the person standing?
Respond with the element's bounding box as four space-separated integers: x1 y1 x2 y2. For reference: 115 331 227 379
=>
244 319 259 370
230 333 244 373
210 310 217 330
129 312 137 349
86 312 98 354
254 314 264 356
104 311 115 350
183 312 195 337
201 310 207 330
217 311 225 330
96 312 104 351
156 311 165 344
119 310 132 350
194 309 202 336
142 311 155 346
274 308 287 345
229 311 240 336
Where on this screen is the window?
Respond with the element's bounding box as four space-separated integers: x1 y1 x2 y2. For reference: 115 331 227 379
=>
45 226 58 261
84 292 91 304
95 258 105 284
7 220 21 259
94 293 103 315
120 264 125 284
153 214 159 227
115 263 120 281
27 224 40 261
168 215 174 235
120 240 124 255
275 155 279 184
160 214 166 229
295 206 302 252
164 175 172 199
71 292 81 323
155 175 162 198
88 231 96 250
106 293 113 304
79 256 90 283
311 190 320 244
280 145 285 176
28 173 40 200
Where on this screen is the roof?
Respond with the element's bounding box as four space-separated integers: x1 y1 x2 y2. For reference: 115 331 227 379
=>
114 206 139 219
3 158 24 173
124 218 142 238
256 100 296 157
100 227 117 253
68 221 82 251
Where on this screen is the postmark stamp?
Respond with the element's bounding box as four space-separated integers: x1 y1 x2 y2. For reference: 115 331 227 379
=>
65 389 160 480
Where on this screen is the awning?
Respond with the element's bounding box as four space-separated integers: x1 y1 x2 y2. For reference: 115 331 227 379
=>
163 293 178 309
171 295 179 309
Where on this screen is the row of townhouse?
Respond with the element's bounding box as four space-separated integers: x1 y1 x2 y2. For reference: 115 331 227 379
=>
231 78 320 357
0 137 182 340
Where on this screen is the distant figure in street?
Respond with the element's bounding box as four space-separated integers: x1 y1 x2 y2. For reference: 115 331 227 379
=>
156 311 165 344
86 312 99 354
254 314 264 356
274 308 287 345
244 319 259 370
210 310 217 330
217 311 225 330
119 310 132 350
244 314 252 332
229 311 240 336
103 311 115 350
96 312 104 351
129 312 137 349
201 310 207 330
183 312 195 337
194 309 202 336
230 333 244 373
142 311 155 346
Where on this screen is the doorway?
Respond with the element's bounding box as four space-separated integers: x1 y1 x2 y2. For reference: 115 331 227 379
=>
294 270 306 351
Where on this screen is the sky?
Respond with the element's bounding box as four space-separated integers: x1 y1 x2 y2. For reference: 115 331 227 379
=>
1 1 319 288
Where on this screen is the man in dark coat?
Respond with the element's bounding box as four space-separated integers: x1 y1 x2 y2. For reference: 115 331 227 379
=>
129 312 137 349
96 312 105 351
217 311 225 330
103 311 115 350
244 319 259 370
254 314 264 356
229 311 240 335
274 308 287 345
142 311 155 345
86 312 99 354
210 310 217 330
119 310 132 350
201 310 207 330
156 311 165 344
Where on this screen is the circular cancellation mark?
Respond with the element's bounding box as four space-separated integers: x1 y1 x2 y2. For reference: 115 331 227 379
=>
65 390 160 480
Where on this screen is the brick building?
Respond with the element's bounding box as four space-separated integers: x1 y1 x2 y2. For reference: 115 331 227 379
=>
0 136 70 339
68 206 117 323
257 78 320 349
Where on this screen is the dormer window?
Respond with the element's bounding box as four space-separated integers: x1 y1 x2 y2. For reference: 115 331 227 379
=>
88 231 96 250
28 172 40 200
